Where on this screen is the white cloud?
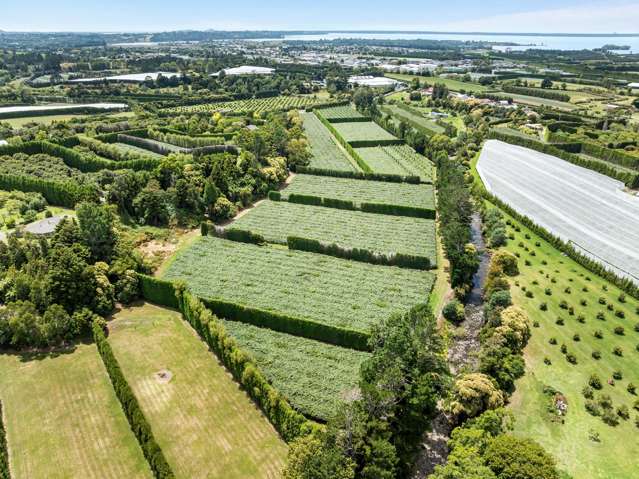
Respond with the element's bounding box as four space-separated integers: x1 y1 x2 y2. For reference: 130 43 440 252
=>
436 3 639 33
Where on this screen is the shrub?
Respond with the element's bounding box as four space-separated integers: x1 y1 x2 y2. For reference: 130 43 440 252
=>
525 290 534 298
559 300 568 309
613 346 623 357
613 370 623 380
599 297 606 305
560 344 567 354
635 322 639 332
585 399 601 416
549 337 557 345
483 434 560 479
544 288 552 296
442 299 465 324
544 357 551 365
594 330 603 339
615 309 625 319
602 408 619 426
580 299 588 306
540 302 548 311
592 351 601 360
582 386 594 399
589 374 603 390
614 326 625 335
597 311 606 321
573 334 580 342
618 405 630 420
449 373 504 419
619 293 627 303
628 383 636 395
555 318 564 326
577 315 586 323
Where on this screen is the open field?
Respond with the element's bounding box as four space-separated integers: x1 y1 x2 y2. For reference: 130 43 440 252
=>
315 105 365 121
163 236 434 333
282 174 435 210
477 139 639 284
230 200 437 261
301 112 359 171
504 92 576 110
494 208 639 479
107 303 287 479
331 121 397 143
165 96 327 114
0 344 150 479
222 319 369 420
355 144 434 180
385 73 489 93
383 104 446 134
2 114 88 127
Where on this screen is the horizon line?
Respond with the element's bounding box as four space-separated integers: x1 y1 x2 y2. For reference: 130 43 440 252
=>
2 29 639 36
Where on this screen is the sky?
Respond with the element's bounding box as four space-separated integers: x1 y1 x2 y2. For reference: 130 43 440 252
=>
2 0 639 33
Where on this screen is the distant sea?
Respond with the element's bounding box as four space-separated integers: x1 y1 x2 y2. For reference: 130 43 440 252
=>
281 32 639 52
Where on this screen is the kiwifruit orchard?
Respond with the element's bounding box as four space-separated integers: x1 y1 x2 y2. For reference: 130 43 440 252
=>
1 26 639 479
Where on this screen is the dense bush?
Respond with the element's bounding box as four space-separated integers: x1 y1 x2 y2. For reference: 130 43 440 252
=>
93 321 174 478
443 299 466 323
483 434 560 479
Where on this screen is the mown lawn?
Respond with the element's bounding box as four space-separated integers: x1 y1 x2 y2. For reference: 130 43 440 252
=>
107 303 287 479
495 208 639 479
0 344 151 479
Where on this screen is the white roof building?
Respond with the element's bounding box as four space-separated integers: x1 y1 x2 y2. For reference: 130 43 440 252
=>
212 66 275 76
348 76 401 88
628 82 639 89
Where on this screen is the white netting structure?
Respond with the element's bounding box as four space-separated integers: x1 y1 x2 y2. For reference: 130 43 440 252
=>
477 140 639 285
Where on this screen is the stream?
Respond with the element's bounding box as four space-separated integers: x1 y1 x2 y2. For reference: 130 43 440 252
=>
411 212 491 478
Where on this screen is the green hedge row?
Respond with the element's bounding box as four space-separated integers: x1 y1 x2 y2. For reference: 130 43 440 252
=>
95 129 150 143
1 139 159 172
360 201 436 219
287 235 432 271
488 130 639 188
295 165 421 184
383 104 439 138
474 175 639 300
581 141 639 170
175 289 316 440
0 173 94 208
314 110 373 173
207 226 267 245
92 322 174 478
200 296 370 351
137 273 370 350
326 117 371 123
0 400 8 479
138 275 179 309
502 84 571 102
274 191 435 218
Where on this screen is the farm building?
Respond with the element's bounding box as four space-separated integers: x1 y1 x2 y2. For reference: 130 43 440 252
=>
628 82 639 89
212 66 275 76
348 76 403 89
